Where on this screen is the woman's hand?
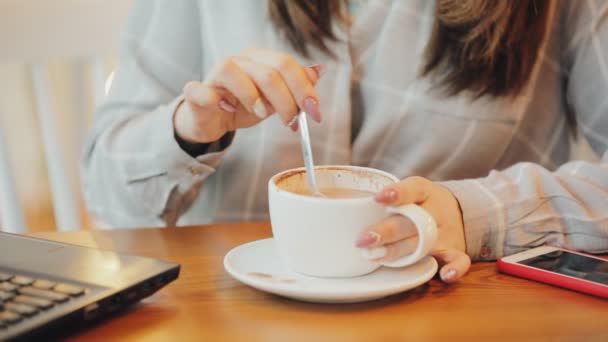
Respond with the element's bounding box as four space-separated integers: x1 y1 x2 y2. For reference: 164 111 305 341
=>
356 176 471 283
174 49 323 144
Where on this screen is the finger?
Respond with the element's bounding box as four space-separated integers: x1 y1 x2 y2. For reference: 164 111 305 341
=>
306 63 325 83
243 49 324 82
289 116 299 132
183 82 233 130
375 176 432 206
231 56 300 126
248 53 322 123
183 81 224 109
433 249 471 283
362 236 420 262
183 84 259 135
355 215 417 248
176 86 226 143
206 57 268 120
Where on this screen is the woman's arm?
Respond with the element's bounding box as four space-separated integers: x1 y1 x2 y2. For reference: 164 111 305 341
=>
442 0 608 260
82 1 323 228
82 0 217 227
442 152 608 261
355 1 608 283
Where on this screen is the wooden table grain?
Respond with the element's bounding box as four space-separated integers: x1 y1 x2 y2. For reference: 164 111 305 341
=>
31 223 607 341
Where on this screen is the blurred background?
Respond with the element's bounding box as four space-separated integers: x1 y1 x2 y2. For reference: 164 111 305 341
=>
0 0 599 233
0 0 134 232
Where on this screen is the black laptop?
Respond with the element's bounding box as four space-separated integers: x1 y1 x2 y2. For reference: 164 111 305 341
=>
0 231 180 341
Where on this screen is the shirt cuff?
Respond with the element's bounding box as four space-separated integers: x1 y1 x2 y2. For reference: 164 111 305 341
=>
440 179 507 261
175 129 235 158
122 96 231 186
172 98 235 158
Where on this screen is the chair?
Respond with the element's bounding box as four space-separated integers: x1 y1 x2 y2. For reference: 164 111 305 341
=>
0 0 134 233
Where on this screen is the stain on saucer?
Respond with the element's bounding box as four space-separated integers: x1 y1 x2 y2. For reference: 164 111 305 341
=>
248 272 296 284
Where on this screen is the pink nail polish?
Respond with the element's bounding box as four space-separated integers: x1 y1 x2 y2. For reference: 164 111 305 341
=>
309 64 326 78
443 268 457 281
290 120 299 132
218 99 236 113
375 188 398 204
303 97 322 123
356 232 381 248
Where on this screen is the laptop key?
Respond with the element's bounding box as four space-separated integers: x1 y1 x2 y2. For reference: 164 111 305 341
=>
0 282 18 292
0 273 12 282
0 310 21 324
0 291 15 302
19 287 68 303
4 302 38 317
13 296 54 310
11 276 34 286
54 283 85 297
32 279 56 290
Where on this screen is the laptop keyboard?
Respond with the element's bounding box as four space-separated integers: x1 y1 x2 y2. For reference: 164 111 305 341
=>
0 271 86 330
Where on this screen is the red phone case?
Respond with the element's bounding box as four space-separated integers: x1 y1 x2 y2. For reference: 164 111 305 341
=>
497 250 608 299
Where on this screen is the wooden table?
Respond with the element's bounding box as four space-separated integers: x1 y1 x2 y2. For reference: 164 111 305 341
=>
31 223 607 341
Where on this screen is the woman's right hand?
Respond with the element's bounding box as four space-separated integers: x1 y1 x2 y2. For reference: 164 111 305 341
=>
174 49 324 144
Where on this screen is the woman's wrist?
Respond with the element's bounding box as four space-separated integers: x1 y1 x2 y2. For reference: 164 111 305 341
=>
173 99 227 144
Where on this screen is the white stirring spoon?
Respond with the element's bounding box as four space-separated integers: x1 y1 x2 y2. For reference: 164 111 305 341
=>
296 111 323 197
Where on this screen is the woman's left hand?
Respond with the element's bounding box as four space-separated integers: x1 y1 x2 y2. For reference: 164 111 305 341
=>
355 176 471 283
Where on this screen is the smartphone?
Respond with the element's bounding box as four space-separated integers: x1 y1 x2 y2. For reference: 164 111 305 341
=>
497 246 608 299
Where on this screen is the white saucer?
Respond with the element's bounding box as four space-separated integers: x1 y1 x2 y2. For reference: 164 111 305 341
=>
224 238 438 303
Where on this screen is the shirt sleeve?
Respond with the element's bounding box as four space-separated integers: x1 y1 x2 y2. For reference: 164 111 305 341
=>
81 0 231 227
440 0 608 261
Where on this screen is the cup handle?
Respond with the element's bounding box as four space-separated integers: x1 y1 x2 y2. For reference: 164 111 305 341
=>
378 204 438 268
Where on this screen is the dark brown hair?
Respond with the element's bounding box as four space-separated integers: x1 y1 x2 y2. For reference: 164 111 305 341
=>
269 0 552 97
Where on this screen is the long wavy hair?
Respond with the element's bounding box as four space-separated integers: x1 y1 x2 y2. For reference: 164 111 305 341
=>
269 0 552 97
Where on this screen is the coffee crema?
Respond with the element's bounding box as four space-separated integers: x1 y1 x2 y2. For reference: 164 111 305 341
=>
294 187 374 199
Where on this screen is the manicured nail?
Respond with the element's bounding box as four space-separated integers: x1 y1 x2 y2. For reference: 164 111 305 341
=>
290 120 299 132
287 115 298 128
375 188 398 204
309 64 326 78
252 98 267 119
356 231 381 248
303 97 321 123
218 99 236 113
443 268 457 282
361 247 387 260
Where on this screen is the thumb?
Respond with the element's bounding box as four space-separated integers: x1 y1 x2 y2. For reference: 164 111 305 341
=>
433 249 471 283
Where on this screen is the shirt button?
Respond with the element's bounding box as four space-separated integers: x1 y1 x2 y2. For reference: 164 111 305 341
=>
480 246 491 259
188 166 203 176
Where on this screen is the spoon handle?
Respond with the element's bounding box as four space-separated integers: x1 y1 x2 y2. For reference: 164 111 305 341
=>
297 112 320 194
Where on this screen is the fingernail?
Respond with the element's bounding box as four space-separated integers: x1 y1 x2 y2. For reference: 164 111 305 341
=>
375 188 398 204
218 99 236 113
303 96 321 123
252 98 267 119
356 231 381 248
443 268 457 282
309 64 326 78
290 120 299 132
361 247 387 260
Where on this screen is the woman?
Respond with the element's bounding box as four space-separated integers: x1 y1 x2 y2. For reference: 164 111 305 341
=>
83 0 608 283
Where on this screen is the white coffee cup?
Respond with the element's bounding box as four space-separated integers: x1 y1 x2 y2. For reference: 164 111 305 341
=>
268 165 438 278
